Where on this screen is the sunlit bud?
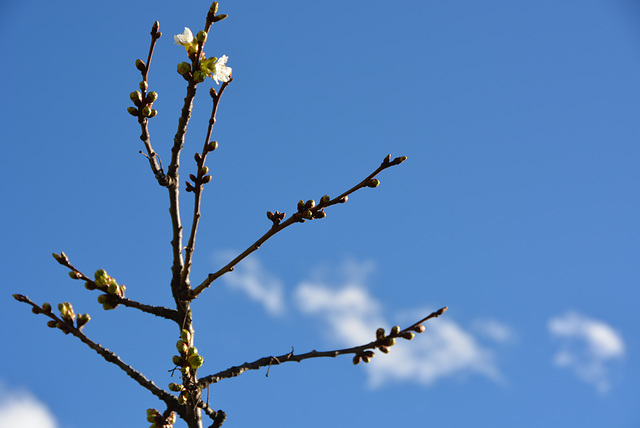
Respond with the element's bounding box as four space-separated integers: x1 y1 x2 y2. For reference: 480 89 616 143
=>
209 2 219 15
135 59 146 72
304 199 315 209
213 14 228 22
188 354 204 369
148 109 158 118
31 306 41 314
339 196 348 203
208 140 218 151
85 281 96 290
166 412 177 424
364 350 375 359
383 337 396 347
437 306 448 316
414 325 426 333
390 326 401 335
168 382 184 392
196 31 207 43
176 340 188 354
142 106 153 117
180 366 190 376
303 210 313 220
178 391 189 404
42 303 52 313
52 253 62 262
401 332 415 340
172 355 182 366
379 346 390 354
352 355 361 365
47 320 57 328
367 179 380 188
146 408 160 423
362 355 370 363
68 271 81 280
203 174 212 183
152 21 160 32
146 92 158 103
187 346 199 356
376 328 385 340
384 154 391 164
391 155 408 166
58 303 65 312
181 329 191 343
194 153 202 163
177 62 191 75
127 107 138 116
95 269 107 280
200 166 209 176
139 81 148 91
297 200 305 212
320 195 331 205
193 70 206 83
77 313 91 328
313 210 326 219
130 91 143 105
107 283 119 295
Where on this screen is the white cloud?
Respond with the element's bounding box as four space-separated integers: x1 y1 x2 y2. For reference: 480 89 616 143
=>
0 384 58 428
216 251 285 316
472 319 517 344
294 260 505 388
548 311 625 394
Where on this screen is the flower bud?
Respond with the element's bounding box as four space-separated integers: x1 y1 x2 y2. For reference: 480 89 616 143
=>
401 332 415 340
266 211 273 220
379 346 390 354
148 109 158 118
313 210 326 219
196 30 207 43
68 271 81 280
188 354 204 369
390 325 401 335
47 320 57 328
339 196 348 203
146 408 160 423
181 329 191 343
320 195 331 205
176 340 188 354
297 200 305 212
166 412 177 424
177 62 191 75
172 355 182 366
202 175 212 184
146 91 158 103
180 366 190 376
376 328 385 340
107 283 119 295
194 152 202 163
130 91 143 105
367 179 380 188
213 14 228 22
178 391 189 404
414 325 426 333
187 346 198 356
139 81 149 91
362 355 371 363
97 295 108 304
136 59 146 72
142 106 153 117
42 302 52 313
193 70 206 83
85 281 96 290
152 21 160 33
383 337 396 347
77 313 91 328
304 199 315 210
200 166 209 176
208 140 218 151
303 210 313 220
127 107 138 116
352 355 361 365
168 382 183 392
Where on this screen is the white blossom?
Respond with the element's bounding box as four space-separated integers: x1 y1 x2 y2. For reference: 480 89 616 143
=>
212 55 232 84
174 27 194 46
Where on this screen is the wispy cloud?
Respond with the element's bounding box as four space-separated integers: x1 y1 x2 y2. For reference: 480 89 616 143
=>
294 260 506 388
215 251 285 316
548 311 625 394
0 383 58 428
472 319 517 344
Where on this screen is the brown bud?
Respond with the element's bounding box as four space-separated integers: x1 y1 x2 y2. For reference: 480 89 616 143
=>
352 355 361 365
194 153 202 163
320 195 331 205
367 179 380 188
390 326 401 335
383 337 396 347
304 199 315 210
401 332 415 340
339 196 348 203
297 200 305 212
208 140 219 152
200 166 209 176
135 59 146 72
376 328 385 340
414 325 426 333
313 210 326 219
379 346 390 354
383 154 391 164
202 175 212 184
213 14 228 22
127 107 138 116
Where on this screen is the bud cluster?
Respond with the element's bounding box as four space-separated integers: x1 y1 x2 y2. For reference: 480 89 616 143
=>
185 143 217 192
171 329 204 404
128 88 159 119
295 198 327 223
266 210 286 226
146 408 177 428
43 301 91 334
86 269 126 310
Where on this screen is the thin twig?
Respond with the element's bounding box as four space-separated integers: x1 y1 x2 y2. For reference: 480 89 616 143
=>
197 306 446 388
190 154 407 299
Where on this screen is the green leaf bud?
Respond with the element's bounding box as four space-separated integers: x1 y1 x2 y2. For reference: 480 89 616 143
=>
376 328 385 340
168 382 183 392
136 59 146 72
202 175 212 184
213 14 228 22
139 80 148 91
320 195 331 205
414 325 426 333
146 408 160 423
176 340 188 354
177 62 191 75
127 107 138 116
180 366 190 376
77 313 91 328
42 302 52 313
200 166 209 176
181 329 191 343
47 320 57 328
401 332 415 340
172 355 182 366
208 140 218 152
390 325 401 335
141 105 153 117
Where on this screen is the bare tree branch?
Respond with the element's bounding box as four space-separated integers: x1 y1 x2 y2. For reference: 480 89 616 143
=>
197 307 447 388
190 154 408 299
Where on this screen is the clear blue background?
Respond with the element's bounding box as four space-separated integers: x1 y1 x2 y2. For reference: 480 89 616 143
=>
1 1 638 427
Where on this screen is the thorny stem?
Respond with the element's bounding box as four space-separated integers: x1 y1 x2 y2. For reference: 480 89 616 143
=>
182 80 231 287
190 154 407 299
197 307 447 388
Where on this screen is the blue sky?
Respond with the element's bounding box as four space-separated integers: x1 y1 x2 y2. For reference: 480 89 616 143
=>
1 1 639 427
